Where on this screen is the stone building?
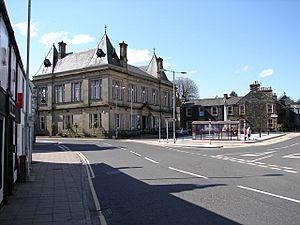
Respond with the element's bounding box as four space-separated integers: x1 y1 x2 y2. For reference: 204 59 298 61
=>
32 33 173 138
180 81 278 132
277 94 300 131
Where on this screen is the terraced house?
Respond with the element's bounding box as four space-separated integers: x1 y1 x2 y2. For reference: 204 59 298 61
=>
32 32 173 138
181 81 278 133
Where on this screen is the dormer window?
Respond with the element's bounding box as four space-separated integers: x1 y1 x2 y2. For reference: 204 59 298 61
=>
44 59 51 67
96 48 106 58
111 48 117 58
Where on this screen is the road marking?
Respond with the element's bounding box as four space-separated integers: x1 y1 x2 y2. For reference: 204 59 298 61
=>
247 162 257 166
237 185 300 204
249 154 273 162
283 170 298 174
77 152 95 178
58 145 71 151
241 151 275 157
144 157 159 164
130 151 141 157
270 167 281 171
282 166 294 170
78 152 107 225
257 165 268 168
283 153 300 159
168 167 208 179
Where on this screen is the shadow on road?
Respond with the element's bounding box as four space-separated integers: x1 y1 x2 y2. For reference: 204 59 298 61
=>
92 163 241 225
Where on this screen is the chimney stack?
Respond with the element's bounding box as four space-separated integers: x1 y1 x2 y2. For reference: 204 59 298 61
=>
250 81 260 92
58 41 66 59
157 57 164 71
119 41 128 68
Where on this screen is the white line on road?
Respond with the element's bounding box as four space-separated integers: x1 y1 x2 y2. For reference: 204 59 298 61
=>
130 151 141 157
248 154 273 162
237 185 300 204
283 170 298 174
168 167 208 179
257 165 268 168
77 152 95 179
58 145 71 151
270 167 282 171
144 157 159 164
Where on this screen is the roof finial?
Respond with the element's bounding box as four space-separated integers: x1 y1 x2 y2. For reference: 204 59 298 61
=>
104 24 107 34
153 47 156 55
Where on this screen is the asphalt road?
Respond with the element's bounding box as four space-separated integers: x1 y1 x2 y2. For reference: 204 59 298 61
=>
37 136 300 225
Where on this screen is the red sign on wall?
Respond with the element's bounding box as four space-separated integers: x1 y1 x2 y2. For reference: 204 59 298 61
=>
17 93 23 109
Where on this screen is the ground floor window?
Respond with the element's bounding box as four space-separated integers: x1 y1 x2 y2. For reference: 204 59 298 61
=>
63 115 73 129
267 119 273 129
89 113 102 128
39 116 46 130
115 113 120 129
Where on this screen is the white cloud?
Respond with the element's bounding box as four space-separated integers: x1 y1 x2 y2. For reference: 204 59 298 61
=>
235 65 250 74
242 65 249 72
259 68 274 78
127 48 152 65
13 21 38 37
40 32 94 47
66 34 95 45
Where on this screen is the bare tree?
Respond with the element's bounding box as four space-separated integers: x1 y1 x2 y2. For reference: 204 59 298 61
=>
175 77 199 105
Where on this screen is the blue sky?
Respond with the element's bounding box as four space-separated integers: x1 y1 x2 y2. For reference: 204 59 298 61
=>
5 0 300 100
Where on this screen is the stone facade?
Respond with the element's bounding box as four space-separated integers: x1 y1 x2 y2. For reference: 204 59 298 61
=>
181 82 278 132
33 33 173 137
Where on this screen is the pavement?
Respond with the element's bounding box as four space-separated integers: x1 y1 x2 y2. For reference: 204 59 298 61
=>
123 132 299 148
1 132 299 225
0 150 97 225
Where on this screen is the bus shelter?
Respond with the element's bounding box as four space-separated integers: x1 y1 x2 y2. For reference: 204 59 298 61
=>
192 121 240 141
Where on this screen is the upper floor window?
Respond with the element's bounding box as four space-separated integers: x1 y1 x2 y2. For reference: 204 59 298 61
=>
38 86 47 104
112 80 123 100
163 91 169 106
128 84 137 103
267 103 273 113
227 106 233 115
212 106 218 116
55 84 65 103
141 86 147 103
199 107 204 117
90 79 102 100
71 82 82 102
239 104 245 115
186 108 192 117
152 89 157 105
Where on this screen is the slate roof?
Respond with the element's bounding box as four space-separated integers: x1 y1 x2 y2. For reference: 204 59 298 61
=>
188 96 242 107
34 33 171 84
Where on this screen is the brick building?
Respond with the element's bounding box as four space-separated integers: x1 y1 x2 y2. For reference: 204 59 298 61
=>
180 81 278 132
32 33 173 138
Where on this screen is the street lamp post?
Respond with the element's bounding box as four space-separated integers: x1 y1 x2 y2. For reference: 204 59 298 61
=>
130 87 133 130
161 69 187 144
112 84 125 139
